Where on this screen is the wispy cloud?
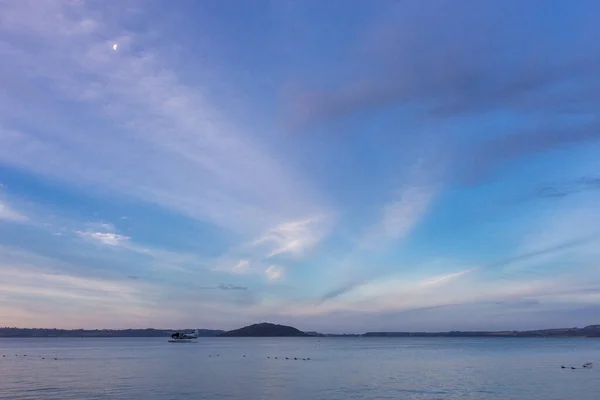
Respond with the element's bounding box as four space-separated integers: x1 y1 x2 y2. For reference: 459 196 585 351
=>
488 235 599 272
75 220 130 246
265 265 284 282
0 244 157 327
319 159 439 300
0 244 263 328
460 121 600 185
0 200 27 222
286 1 600 186
209 215 330 284
208 215 331 284
506 198 600 281
211 258 253 276
419 268 477 288
360 182 437 250
0 0 324 236
525 175 600 200
317 277 367 305
2 0 599 332
217 283 248 291
288 1 599 127
76 231 131 246
250 215 329 258
231 260 251 274
381 187 433 237
299 276 600 333
318 235 595 308
0 267 138 300
195 283 249 291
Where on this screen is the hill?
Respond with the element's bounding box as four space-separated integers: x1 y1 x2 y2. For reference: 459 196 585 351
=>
218 322 308 337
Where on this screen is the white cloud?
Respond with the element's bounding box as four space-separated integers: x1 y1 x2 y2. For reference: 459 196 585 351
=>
251 215 329 258
214 215 330 280
359 158 439 250
76 231 130 246
0 245 149 300
380 185 436 240
502 198 600 279
211 257 254 276
419 268 478 288
0 267 137 299
0 0 324 236
87 222 116 232
0 245 161 328
300 229 600 320
265 265 284 282
231 259 250 274
0 200 27 222
275 274 566 319
75 220 130 246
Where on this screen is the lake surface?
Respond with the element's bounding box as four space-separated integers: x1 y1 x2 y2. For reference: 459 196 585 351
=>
1 337 598 399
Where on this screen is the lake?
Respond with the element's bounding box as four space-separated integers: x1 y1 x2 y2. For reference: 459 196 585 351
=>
1 337 598 399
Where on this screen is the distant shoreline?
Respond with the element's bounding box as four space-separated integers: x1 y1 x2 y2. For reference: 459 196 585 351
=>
1 324 599 338
0 328 223 338
2 335 598 339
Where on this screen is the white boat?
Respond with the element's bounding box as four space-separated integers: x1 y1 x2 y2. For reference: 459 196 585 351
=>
168 329 199 343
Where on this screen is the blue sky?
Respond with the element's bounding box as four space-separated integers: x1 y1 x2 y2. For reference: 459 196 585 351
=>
1 0 600 333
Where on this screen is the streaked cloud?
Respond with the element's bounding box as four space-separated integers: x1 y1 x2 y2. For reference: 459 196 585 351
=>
318 235 596 309
379 186 435 240
525 176 600 200
0 0 324 236
195 283 249 291
286 1 600 186
74 220 131 246
211 215 330 283
0 200 27 222
419 268 477 288
265 265 284 282
360 164 438 250
217 283 248 291
250 215 329 258
76 231 131 246
0 245 157 328
0 0 599 331
460 121 600 185
288 1 599 127
231 260 251 274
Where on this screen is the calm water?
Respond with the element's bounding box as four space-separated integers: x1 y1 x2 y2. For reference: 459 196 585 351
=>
1 337 599 399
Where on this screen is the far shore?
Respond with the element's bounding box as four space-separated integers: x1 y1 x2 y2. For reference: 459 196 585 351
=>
1 324 599 338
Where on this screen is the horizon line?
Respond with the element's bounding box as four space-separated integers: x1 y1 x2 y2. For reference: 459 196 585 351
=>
1 323 598 335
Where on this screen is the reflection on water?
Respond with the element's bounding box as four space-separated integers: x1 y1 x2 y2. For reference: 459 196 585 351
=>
1 337 599 400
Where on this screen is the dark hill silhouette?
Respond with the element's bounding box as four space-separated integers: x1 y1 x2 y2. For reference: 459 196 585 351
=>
218 322 308 337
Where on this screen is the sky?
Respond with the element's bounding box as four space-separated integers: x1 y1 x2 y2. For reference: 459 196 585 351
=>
1 0 600 333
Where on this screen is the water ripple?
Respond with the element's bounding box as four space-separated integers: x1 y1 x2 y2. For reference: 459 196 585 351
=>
1 337 599 400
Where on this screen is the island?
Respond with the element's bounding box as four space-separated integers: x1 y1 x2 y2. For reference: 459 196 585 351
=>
218 322 308 337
